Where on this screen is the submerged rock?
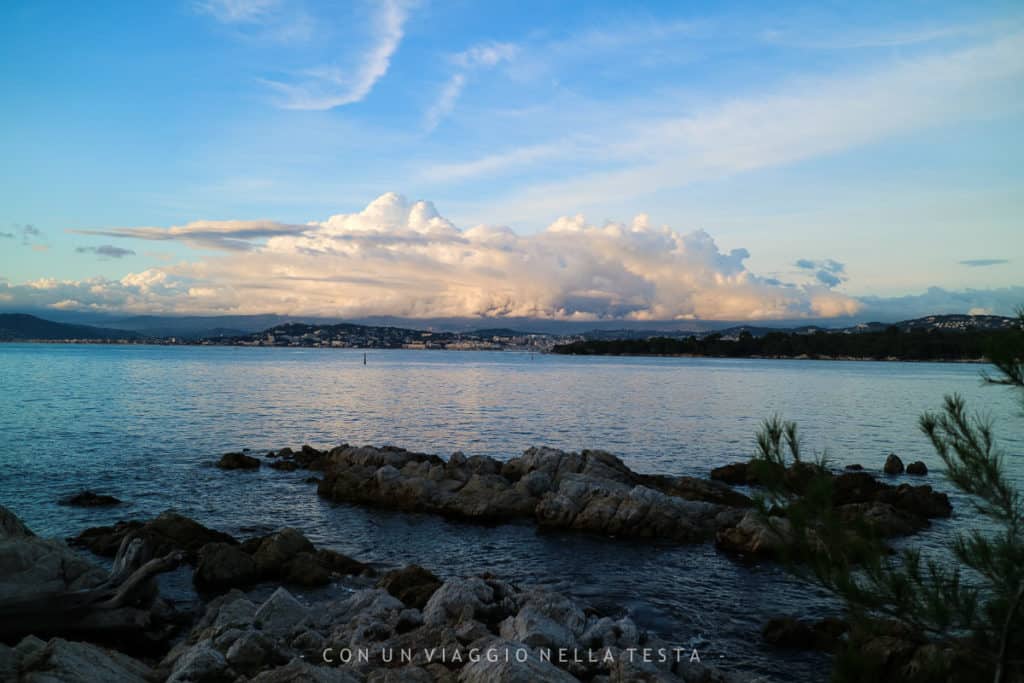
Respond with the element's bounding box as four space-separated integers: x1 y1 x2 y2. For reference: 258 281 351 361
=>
58 490 122 507
217 452 262 470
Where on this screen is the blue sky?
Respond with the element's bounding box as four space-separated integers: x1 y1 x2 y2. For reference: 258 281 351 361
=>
0 0 1022 321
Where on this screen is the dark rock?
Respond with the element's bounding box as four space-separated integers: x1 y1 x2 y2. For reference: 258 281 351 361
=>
268 460 299 472
58 491 122 507
884 453 905 475
217 452 261 470
660 476 753 508
906 461 928 476
762 616 816 648
69 511 237 560
844 464 864 471
282 552 330 586
876 484 951 519
763 616 848 652
315 548 369 577
833 471 886 506
838 502 928 537
2 505 35 538
195 542 259 591
709 462 751 485
252 528 315 577
377 564 443 609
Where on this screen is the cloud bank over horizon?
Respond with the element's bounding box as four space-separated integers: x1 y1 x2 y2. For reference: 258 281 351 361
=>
2 193 1020 323
2 192 868 321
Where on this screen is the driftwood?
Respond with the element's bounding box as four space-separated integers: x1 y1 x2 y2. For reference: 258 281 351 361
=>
0 535 183 643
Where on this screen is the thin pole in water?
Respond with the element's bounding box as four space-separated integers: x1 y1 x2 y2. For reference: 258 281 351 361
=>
363 352 367 365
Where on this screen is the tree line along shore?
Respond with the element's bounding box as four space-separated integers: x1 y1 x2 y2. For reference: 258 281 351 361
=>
552 326 1019 362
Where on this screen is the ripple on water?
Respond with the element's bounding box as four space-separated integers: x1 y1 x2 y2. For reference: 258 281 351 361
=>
1 345 1021 682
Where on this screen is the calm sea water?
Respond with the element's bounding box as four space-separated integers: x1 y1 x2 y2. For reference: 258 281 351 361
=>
2 344 1022 681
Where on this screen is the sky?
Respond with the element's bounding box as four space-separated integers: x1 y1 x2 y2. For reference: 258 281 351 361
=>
0 0 1022 322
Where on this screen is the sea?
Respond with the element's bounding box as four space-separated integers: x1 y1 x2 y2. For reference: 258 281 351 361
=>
2 343 1022 681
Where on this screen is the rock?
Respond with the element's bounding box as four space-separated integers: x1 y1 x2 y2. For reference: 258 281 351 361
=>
838 502 927 537
499 592 586 650
537 475 724 542
249 659 361 682
832 471 886 506
167 640 228 683
269 460 300 472
906 461 928 476
0 643 15 682
709 462 751 485
254 587 310 635
69 510 237 560
316 445 742 545
844 464 864 471
714 510 793 558
253 528 316 577
225 631 272 673
377 564 443 609
369 666 433 683
217 452 261 470
876 484 952 519
194 542 259 591
283 552 331 586
884 453 905 475
1 505 35 539
18 638 153 683
422 577 495 626
58 490 121 507
458 639 577 683
0 533 107 602
661 476 753 508
316 548 369 577
762 616 847 652
211 594 258 632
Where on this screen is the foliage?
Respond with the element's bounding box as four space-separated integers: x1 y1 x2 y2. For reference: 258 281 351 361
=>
752 310 1024 682
553 326 1017 361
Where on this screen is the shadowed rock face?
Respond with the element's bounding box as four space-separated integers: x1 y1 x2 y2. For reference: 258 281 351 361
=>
69 511 238 561
712 463 953 558
312 445 751 543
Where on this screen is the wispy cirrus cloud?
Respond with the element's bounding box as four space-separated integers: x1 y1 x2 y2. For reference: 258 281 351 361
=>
262 0 411 110
72 219 309 251
424 29 1024 222
423 41 519 132
959 258 1010 267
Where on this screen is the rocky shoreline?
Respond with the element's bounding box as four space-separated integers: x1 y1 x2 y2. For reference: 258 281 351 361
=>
234 443 951 556
0 446 955 682
2 505 745 682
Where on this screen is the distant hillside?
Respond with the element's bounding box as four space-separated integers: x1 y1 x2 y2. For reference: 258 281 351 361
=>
555 316 1023 361
0 314 142 341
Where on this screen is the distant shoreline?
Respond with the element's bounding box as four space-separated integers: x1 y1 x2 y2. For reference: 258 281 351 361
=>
0 339 993 364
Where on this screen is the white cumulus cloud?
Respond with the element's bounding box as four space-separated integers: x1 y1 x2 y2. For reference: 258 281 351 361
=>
1 193 864 321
